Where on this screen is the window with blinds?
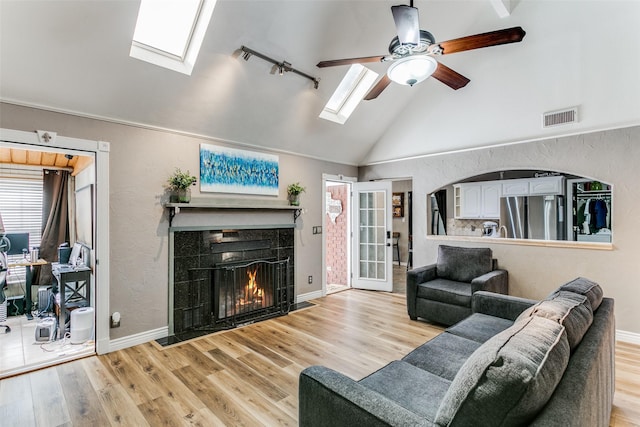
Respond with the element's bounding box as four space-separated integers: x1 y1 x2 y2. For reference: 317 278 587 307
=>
0 166 43 286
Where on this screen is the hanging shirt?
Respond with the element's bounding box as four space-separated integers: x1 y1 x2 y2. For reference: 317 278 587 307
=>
594 199 608 229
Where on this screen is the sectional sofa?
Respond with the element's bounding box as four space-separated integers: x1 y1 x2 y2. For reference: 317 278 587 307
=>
299 278 614 426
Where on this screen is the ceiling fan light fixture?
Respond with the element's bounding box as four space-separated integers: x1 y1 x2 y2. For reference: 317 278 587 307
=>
387 55 437 86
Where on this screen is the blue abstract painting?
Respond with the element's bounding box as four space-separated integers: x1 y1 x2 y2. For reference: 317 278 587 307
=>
200 144 279 196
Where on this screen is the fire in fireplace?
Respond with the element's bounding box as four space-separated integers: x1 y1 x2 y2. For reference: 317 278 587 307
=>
213 258 290 327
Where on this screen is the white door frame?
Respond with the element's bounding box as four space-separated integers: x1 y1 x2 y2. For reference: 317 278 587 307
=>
0 128 110 355
321 174 356 297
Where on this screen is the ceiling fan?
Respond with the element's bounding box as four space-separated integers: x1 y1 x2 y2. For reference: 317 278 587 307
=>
317 1 525 100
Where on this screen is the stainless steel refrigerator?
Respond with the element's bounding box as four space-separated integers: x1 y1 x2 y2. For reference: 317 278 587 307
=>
500 195 566 240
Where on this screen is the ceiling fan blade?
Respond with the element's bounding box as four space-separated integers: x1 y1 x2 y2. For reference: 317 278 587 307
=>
364 75 392 100
431 63 470 90
391 5 420 46
317 55 387 68
437 26 526 55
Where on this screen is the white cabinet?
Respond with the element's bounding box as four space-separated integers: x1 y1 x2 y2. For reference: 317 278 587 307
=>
482 183 502 219
454 183 501 219
460 184 482 218
502 179 529 196
529 176 565 195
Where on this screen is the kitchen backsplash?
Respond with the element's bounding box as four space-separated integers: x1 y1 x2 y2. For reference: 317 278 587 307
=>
448 218 494 236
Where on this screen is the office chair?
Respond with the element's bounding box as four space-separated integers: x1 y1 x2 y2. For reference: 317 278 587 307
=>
1 252 10 333
1 213 10 333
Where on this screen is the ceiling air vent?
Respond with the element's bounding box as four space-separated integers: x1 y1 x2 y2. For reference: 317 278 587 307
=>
542 107 578 128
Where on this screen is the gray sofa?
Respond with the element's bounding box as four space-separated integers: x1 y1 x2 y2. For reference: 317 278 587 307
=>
407 245 509 326
299 278 615 426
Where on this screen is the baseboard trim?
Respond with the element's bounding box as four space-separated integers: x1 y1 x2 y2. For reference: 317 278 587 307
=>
616 329 640 346
109 326 169 352
105 323 640 354
296 290 323 303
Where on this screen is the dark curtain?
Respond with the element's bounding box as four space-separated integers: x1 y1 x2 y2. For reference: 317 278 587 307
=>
434 189 447 236
33 169 70 285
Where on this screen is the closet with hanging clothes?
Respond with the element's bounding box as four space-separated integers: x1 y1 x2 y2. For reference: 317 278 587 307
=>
569 179 612 243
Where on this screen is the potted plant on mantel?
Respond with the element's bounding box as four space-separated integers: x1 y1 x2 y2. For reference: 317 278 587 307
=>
287 182 306 206
168 168 197 203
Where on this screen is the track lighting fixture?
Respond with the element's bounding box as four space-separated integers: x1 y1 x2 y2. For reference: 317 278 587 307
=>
238 46 319 89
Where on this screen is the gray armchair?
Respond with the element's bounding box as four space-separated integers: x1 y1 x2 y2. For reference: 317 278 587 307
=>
407 245 508 326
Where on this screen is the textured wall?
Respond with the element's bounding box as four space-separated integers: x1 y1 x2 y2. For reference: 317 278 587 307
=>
360 126 640 334
0 102 357 339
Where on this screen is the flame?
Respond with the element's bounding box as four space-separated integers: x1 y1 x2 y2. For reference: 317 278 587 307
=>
241 267 263 307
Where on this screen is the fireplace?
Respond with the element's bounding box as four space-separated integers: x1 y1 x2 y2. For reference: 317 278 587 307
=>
170 227 294 341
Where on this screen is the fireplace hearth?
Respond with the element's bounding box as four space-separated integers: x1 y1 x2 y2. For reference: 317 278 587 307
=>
169 227 294 342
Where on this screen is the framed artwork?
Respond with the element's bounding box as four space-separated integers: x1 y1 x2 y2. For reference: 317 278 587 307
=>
392 192 404 217
199 144 279 196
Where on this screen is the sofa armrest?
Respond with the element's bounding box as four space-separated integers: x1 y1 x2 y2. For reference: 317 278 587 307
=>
471 269 508 295
299 366 429 427
406 264 437 319
471 291 537 321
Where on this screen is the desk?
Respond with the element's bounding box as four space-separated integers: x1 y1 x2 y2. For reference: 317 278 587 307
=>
52 263 91 339
8 259 48 320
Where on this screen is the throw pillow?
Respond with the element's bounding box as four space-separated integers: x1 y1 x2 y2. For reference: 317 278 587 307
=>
434 316 570 427
436 245 492 283
517 290 593 350
555 277 604 311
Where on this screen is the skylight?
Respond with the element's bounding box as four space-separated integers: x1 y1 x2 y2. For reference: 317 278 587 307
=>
320 64 379 124
130 0 217 75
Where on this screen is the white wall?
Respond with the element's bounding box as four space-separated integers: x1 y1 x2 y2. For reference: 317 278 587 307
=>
0 102 357 340
360 125 640 334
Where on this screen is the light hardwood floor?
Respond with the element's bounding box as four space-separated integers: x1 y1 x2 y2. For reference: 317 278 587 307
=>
0 289 638 426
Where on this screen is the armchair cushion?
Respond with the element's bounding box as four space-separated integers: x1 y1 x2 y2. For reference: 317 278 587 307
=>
437 245 493 283
417 278 472 307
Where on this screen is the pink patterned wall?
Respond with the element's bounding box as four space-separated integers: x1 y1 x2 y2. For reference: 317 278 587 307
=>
325 184 348 286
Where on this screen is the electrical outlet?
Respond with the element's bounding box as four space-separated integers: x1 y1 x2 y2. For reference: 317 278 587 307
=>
111 312 121 328
308 276 313 284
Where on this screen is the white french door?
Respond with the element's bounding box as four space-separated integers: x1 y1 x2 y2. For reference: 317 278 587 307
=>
352 181 393 291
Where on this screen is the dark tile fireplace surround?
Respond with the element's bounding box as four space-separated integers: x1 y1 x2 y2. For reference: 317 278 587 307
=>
164 227 295 344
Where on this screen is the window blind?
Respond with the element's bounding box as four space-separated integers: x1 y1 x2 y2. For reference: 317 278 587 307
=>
0 166 43 286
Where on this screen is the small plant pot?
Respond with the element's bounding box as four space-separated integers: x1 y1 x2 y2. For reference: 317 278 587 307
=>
177 188 191 203
288 194 300 206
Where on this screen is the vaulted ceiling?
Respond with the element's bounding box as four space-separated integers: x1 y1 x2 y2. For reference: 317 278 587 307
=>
1 1 638 166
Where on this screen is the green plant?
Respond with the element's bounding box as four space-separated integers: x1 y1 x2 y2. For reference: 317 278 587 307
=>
287 182 306 196
168 168 197 190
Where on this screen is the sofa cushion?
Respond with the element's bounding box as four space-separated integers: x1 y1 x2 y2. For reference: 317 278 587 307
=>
417 278 472 307
517 290 593 350
434 315 570 427
359 360 451 422
402 332 482 381
436 245 493 283
446 313 514 344
555 277 604 311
